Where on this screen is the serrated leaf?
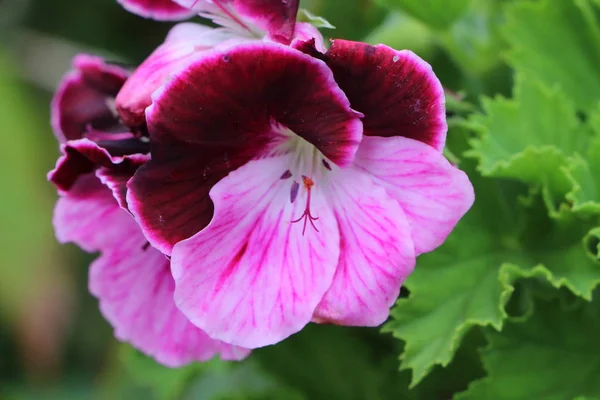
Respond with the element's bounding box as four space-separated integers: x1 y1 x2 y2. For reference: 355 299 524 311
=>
467 74 583 200
375 0 472 30
503 0 600 113
457 293 600 399
384 166 600 385
564 106 600 215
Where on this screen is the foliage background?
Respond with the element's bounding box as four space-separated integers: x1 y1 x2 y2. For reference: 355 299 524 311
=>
1 0 599 398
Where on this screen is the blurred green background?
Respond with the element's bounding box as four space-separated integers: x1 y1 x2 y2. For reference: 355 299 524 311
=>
0 0 514 398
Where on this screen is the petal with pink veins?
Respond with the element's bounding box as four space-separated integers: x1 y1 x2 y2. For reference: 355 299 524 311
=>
171 155 340 348
354 136 474 255
117 0 196 20
128 42 361 255
51 54 128 143
312 168 415 326
312 40 447 151
56 176 249 364
88 193 249 365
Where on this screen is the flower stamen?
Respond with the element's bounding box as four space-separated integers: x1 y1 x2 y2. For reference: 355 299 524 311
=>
291 176 319 235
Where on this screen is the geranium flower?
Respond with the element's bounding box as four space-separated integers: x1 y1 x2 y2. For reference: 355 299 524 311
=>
49 55 249 365
127 40 474 349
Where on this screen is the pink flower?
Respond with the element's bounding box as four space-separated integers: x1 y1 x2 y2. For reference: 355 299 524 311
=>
127 40 474 349
49 55 250 365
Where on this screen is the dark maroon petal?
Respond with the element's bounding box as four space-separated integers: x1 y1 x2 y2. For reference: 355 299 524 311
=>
129 42 362 254
49 138 149 193
51 54 128 143
232 0 299 43
117 0 196 20
322 40 447 151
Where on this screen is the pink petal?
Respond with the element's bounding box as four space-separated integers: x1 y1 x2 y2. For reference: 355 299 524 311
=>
117 0 196 20
354 136 474 255
89 197 249 366
291 22 327 53
174 0 299 42
53 174 125 253
311 40 447 151
232 0 299 43
115 23 244 128
171 155 340 348
128 42 361 255
51 54 128 143
312 168 415 326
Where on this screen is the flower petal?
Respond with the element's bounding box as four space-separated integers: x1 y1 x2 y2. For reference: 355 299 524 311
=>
53 174 124 252
232 0 299 43
48 138 149 193
89 197 249 366
312 168 415 326
171 155 340 348
354 136 474 255
128 42 361 254
115 23 244 128
51 54 128 143
292 22 327 53
117 0 196 20
174 0 299 42
323 40 447 151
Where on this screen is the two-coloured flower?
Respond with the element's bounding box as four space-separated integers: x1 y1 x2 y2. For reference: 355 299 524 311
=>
127 39 475 349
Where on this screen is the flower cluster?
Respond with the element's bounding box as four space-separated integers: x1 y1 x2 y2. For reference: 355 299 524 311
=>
49 0 474 366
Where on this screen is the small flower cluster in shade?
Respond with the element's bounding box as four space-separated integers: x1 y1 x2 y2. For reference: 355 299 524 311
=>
48 0 474 367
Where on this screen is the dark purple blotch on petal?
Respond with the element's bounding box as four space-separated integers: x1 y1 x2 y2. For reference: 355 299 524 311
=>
297 39 447 151
49 138 149 198
51 54 129 143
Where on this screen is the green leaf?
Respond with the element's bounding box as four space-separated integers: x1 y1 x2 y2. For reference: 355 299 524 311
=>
375 0 472 30
503 0 600 113
382 172 528 385
457 293 600 399
467 74 583 199
384 163 600 385
564 106 600 215
298 9 335 29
